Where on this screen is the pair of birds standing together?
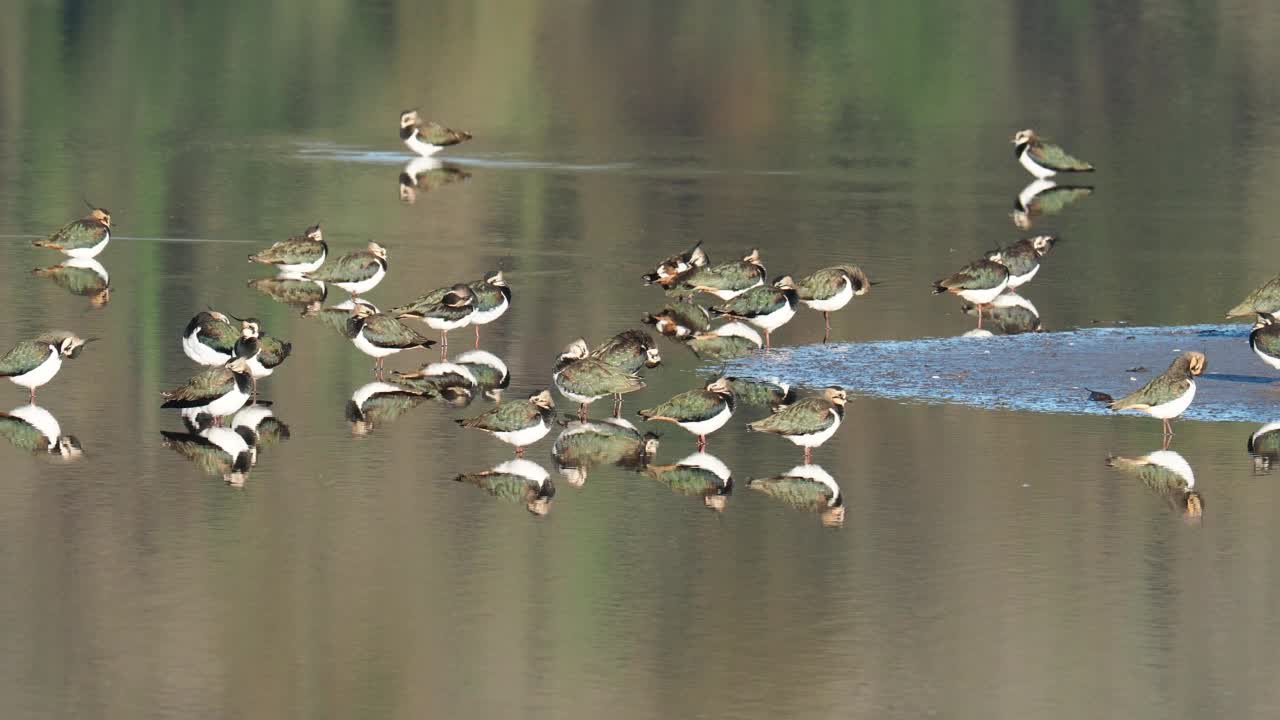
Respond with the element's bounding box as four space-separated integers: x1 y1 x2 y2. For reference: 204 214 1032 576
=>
643 242 874 347
932 234 1058 329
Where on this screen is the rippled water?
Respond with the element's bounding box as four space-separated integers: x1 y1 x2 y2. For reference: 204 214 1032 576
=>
5 2 1280 718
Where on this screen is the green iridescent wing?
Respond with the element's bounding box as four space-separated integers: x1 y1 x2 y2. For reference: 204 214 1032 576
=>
647 466 725 496
935 260 1007 292
0 340 54 377
748 398 836 435
249 236 325 265
34 218 108 251
416 121 472 146
32 263 109 295
591 330 655 372
639 389 726 423
1228 276 1280 318
160 367 237 408
557 359 646 396
458 400 542 433
1110 373 1191 410
307 252 381 283
248 277 327 306
1028 139 1094 172
1028 186 1092 215
362 315 433 349
257 336 292 369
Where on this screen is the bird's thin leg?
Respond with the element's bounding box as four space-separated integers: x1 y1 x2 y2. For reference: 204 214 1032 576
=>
375 357 384 380
474 325 481 349
976 305 984 330
823 312 831 344
1162 433 1172 451
804 446 812 465
697 435 707 451
28 388 35 404
613 394 622 418
765 330 772 351
579 403 588 421
251 377 259 403
515 446 525 458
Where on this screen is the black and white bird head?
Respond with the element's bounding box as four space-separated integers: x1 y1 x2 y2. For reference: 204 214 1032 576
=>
822 386 848 407
1254 312 1276 331
484 270 508 288
400 110 421 129
706 377 733 396
529 389 555 410
1029 234 1057 255
304 224 323 241
1011 129 1036 146
367 241 388 260
554 338 591 369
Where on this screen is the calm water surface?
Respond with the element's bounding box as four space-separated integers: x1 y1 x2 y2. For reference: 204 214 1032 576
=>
4 2 1280 718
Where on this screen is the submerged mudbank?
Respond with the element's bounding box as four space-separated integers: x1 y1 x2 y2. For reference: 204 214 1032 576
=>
722 323 1280 423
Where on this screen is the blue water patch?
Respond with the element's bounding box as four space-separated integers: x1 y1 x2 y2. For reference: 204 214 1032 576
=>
720 324 1280 423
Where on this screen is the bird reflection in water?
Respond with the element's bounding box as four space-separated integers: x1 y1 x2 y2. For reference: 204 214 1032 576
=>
393 350 510 408
1106 450 1203 521
726 376 795 409
644 451 733 512
398 157 472 204
551 417 659 486
455 458 555 516
346 382 432 436
32 257 111 308
642 300 711 340
161 422 256 487
747 464 844 527
960 291 1042 335
684 322 762 361
248 276 327 309
1011 178 1093 230
1247 422 1280 475
0 404 82 460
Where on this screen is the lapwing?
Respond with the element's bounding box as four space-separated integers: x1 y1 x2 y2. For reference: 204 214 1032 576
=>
309 298 379 338
1228 275 1280 318
453 350 511 394
33 206 112 259
390 283 475 353
1011 129 1095 179
345 303 435 378
642 240 708 286
0 332 93 403
685 322 762 361
933 259 1010 330
400 110 473 157
1249 313 1280 374
551 418 658 486
747 386 847 464
643 452 733 512
32 257 111 308
455 459 555 516
1012 178 1092 229
710 275 798 350
229 317 292 398
0 404 82 459
726 376 795 408
1107 352 1206 439
664 248 766 300
346 381 432 436
398 157 471 203
747 464 844 527
182 311 239 366
1105 450 1202 520
248 223 326 276
986 235 1056 289
456 389 555 457
642 300 711 339
466 271 512 348
303 241 388 297
160 357 254 422
552 339 646 420
638 377 735 451
592 329 662 416
796 265 872 342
